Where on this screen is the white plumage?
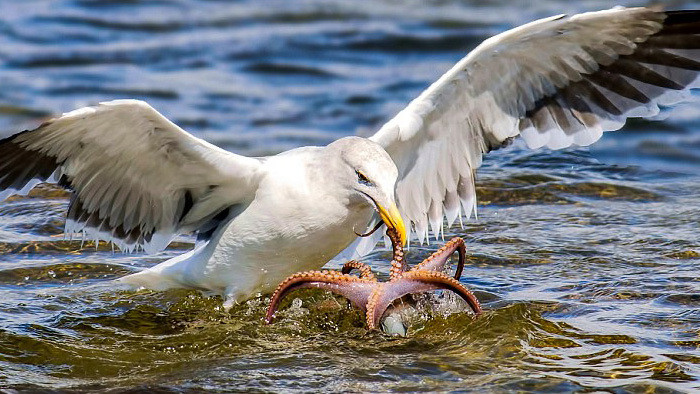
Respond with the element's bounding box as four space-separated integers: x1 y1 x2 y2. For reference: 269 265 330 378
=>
371 7 700 244
1 7 698 305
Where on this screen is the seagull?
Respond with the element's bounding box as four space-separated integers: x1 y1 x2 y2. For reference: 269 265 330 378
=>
0 7 698 307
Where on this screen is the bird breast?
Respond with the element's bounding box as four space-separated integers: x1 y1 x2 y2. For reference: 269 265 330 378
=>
202 154 374 294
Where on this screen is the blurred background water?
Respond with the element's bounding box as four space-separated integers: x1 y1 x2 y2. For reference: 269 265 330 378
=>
0 0 699 392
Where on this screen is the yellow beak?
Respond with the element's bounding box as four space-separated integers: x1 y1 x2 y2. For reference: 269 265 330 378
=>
377 202 407 246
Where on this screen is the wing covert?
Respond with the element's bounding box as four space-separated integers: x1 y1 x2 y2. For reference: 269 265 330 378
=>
0 99 262 253
370 8 700 243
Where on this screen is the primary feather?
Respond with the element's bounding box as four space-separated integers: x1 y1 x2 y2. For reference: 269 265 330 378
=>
370 8 700 244
0 99 262 253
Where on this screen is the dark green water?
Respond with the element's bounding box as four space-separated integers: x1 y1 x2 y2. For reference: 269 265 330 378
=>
0 0 699 392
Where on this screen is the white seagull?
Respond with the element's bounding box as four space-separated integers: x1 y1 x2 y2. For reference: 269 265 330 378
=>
1 7 698 307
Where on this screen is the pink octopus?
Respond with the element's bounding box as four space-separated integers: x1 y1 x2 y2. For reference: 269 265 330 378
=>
265 228 482 330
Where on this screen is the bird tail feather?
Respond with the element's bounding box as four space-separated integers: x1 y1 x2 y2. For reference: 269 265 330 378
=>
118 245 208 290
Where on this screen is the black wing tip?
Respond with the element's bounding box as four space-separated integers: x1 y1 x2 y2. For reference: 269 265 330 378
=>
0 128 32 145
0 129 60 192
660 10 700 35
663 10 700 25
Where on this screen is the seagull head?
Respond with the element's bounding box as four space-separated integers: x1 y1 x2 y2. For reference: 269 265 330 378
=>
326 136 407 246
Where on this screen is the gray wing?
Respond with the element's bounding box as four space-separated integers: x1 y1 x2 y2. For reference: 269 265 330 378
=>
370 7 700 243
0 99 262 253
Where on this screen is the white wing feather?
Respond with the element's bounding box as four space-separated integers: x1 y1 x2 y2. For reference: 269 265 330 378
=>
370 7 700 244
0 99 262 253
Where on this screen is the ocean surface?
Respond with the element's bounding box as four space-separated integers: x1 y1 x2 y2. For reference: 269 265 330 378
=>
0 0 699 392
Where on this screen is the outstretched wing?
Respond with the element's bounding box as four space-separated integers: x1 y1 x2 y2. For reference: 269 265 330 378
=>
0 99 262 253
369 7 700 243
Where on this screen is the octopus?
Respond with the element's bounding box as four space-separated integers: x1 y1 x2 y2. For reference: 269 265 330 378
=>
265 227 482 330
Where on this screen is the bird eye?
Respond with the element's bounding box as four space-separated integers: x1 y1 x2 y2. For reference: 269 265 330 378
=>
356 170 373 186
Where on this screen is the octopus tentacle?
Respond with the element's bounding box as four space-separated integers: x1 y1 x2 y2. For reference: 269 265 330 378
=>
354 220 383 238
342 260 377 281
411 237 466 279
387 228 407 279
366 270 482 329
365 287 384 330
406 270 481 314
266 228 481 331
265 270 376 324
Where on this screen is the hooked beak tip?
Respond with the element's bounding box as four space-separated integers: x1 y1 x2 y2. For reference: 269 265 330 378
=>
377 202 407 246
